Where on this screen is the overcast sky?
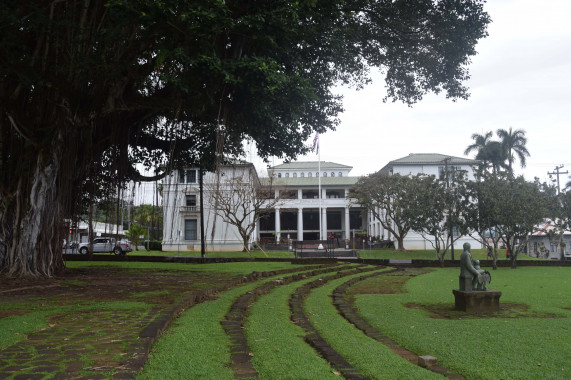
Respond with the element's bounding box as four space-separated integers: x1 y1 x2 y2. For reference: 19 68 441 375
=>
251 0 571 190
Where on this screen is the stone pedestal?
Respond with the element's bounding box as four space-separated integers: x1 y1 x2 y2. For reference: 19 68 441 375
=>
453 289 502 313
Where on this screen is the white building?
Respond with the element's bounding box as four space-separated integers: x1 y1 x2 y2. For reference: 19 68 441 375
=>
162 161 260 252
263 161 366 243
372 153 483 250
161 161 367 252
161 154 482 252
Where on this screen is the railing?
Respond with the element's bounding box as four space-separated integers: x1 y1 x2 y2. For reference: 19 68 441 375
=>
180 205 200 212
292 239 335 258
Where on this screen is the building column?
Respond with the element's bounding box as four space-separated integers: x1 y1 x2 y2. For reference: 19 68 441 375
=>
344 207 350 240
275 208 281 243
321 207 327 240
297 208 303 241
255 218 260 241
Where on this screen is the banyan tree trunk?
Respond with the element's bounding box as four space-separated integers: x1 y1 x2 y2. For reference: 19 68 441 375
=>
1 132 68 277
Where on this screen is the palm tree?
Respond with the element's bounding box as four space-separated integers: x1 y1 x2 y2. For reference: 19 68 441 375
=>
496 127 530 173
479 140 507 175
464 131 492 171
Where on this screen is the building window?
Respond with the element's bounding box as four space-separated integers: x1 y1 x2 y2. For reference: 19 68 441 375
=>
187 170 197 183
316 172 319 177
179 169 199 183
308 172 312 177
285 173 289 178
300 172 304 178
278 173 282 178
185 194 197 207
293 173 297 178
338 172 342 177
184 219 197 240
331 172 335 177
323 172 327 177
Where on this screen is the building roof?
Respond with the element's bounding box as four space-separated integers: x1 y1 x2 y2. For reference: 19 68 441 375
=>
270 161 353 171
380 153 480 172
262 176 359 187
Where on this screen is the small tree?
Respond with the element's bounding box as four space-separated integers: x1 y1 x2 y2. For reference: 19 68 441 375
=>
349 173 419 251
407 169 473 263
207 170 282 252
125 225 146 251
492 177 549 268
467 171 509 269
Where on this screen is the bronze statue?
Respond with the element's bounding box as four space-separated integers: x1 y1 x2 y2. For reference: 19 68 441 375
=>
459 242 482 291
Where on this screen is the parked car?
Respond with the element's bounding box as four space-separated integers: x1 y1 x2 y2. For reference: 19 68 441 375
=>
78 237 132 255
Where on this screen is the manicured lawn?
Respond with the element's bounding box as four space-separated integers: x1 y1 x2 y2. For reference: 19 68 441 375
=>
3 261 569 379
120 250 296 258
138 265 351 379
356 248 545 261
97 247 548 261
354 266 571 379
305 271 442 379
66 260 299 274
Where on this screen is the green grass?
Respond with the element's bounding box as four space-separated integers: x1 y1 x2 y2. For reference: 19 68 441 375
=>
356 248 546 261
66 260 300 274
246 271 349 379
124 249 296 258
95 247 548 261
0 301 148 350
304 270 443 379
137 266 331 380
354 267 571 379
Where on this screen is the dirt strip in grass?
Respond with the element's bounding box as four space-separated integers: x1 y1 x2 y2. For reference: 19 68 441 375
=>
0 264 328 379
289 266 383 380
332 269 466 379
221 264 358 378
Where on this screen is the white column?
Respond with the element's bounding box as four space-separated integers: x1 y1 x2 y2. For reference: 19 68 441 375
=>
321 207 327 240
344 207 350 240
297 208 303 241
275 208 281 243
255 218 260 241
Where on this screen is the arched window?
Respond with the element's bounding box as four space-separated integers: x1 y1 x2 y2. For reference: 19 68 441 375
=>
293 173 297 178
300 172 304 178
338 172 342 177
308 172 312 177
323 172 327 177
331 172 335 177
285 173 289 178
316 172 319 177
278 173 282 178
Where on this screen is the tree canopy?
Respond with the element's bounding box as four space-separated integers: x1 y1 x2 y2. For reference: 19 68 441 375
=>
0 0 490 276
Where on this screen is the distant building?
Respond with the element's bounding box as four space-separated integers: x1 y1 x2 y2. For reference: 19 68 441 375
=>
263 161 366 243
161 161 367 252
161 161 259 252
161 154 483 252
372 153 482 250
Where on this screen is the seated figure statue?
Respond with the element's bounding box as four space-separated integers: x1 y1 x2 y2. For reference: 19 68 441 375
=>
473 260 491 290
459 242 482 291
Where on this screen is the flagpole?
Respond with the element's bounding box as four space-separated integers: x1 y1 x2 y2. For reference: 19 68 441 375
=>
318 138 322 241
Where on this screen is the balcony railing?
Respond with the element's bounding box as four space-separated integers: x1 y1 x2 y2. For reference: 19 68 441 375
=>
180 205 200 212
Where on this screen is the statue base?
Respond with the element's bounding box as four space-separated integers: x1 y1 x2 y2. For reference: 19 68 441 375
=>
452 289 502 313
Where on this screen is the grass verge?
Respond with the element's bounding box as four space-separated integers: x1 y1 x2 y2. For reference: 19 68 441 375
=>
354 266 571 379
304 269 441 379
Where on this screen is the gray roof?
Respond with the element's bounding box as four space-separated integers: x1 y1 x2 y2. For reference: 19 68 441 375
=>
261 176 359 187
380 153 480 172
270 161 353 171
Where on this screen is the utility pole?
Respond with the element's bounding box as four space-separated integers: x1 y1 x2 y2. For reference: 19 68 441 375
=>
443 157 455 261
548 165 568 195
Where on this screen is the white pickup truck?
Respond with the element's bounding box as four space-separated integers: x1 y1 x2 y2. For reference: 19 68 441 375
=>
78 237 132 255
